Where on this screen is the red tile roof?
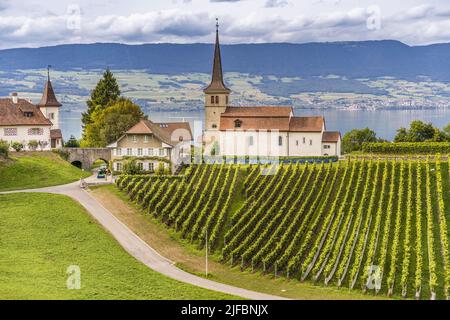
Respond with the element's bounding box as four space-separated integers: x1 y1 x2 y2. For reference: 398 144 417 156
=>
50 129 62 139
322 131 341 143
0 98 52 126
289 116 324 132
222 106 293 118
125 119 192 145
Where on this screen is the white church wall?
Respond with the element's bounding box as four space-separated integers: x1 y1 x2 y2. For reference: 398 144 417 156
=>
288 132 323 157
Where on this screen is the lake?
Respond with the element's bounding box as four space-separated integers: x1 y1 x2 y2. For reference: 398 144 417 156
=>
60 108 450 142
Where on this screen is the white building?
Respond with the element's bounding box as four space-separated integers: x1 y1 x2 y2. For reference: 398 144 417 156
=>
203 23 341 158
0 73 63 150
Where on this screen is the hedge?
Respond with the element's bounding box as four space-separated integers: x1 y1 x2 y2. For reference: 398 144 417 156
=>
361 142 450 154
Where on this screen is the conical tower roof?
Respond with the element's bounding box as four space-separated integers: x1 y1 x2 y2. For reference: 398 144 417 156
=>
38 68 62 108
204 20 231 94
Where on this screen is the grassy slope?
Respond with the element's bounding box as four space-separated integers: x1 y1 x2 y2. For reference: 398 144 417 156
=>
0 193 236 300
0 152 91 191
90 185 381 300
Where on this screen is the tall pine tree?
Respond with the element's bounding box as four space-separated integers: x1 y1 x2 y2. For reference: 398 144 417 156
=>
82 68 121 127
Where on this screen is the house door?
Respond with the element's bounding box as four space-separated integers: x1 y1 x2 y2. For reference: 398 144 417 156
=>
51 139 56 148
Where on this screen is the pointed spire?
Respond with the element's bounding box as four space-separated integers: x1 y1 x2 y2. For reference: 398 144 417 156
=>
204 19 231 94
38 66 62 108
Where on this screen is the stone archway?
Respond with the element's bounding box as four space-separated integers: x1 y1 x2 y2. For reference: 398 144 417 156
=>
63 148 111 171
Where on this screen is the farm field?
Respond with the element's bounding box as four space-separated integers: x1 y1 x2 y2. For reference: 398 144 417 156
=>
0 193 237 300
117 158 450 300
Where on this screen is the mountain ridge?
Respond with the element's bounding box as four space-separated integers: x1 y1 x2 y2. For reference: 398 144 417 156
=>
2 40 450 81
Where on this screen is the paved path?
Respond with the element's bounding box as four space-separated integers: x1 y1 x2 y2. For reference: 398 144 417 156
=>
0 181 287 300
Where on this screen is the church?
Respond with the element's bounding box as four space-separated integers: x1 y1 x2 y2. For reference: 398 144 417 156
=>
203 23 341 158
0 70 63 151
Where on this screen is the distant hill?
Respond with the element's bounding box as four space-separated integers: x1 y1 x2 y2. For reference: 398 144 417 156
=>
2 41 450 81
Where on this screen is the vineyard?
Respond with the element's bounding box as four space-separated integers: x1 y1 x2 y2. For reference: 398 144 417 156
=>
116 157 450 300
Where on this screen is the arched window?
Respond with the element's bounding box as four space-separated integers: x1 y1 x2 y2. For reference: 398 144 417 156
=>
234 119 242 128
212 124 218 129
279 136 283 146
211 96 215 104
215 96 219 104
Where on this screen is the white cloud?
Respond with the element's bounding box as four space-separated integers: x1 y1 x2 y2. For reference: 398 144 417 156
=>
1 1 450 48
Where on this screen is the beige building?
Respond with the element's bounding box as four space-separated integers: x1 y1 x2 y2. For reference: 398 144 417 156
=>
108 119 192 172
203 23 341 158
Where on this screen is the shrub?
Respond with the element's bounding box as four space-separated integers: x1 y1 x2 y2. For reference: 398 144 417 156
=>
122 159 142 175
361 142 450 154
28 140 39 151
11 142 24 152
155 162 166 176
52 149 70 161
0 140 9 157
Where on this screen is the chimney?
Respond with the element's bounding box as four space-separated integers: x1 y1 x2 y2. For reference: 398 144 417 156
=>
11 92 18 104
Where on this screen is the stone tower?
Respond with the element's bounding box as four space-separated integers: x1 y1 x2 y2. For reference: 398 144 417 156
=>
204 19 231 132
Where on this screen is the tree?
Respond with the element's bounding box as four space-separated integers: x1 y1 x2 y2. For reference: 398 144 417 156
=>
342 128 379 154
11 142 24 152
82 68 121 128
81 98 144 147
443 123 450 140
394 120 437 142
65 135 80 148
123 159 142 175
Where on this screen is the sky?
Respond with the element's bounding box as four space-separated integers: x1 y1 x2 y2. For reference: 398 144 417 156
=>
1 0 450 49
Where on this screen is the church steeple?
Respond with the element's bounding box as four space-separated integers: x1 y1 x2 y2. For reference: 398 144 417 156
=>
38 65 62 108
204 19 231 94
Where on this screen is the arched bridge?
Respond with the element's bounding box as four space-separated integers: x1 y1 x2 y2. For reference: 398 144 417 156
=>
63 148 111 171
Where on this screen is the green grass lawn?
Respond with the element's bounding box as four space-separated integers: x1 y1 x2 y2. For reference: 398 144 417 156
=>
0 152 91 191
0 193 236 300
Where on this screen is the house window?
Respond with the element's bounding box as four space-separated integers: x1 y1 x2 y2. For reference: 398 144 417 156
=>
116 162 123 171
226 96 229 105
234 119 242 128
279 136 283 146
4 128 17 136
303 137 306 144
132 135 137 143
211 96 215 104
24 112 34 117
215 96 219 104
144 135 149 143
248 136 254 146
310 140 313 146
138 148 143 156
179 136 184 142
116 148 122 156
324 145 331 149
127 148 132 156
149 163 155 172
28 128 43 136
159 148 165 157
148 148 154 156
137 162 144 171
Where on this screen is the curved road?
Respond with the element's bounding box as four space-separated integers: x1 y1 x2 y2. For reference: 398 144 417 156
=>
0 181 286 300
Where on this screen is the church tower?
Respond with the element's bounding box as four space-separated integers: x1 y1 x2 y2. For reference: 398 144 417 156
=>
204 19 231 131
38 66 62 130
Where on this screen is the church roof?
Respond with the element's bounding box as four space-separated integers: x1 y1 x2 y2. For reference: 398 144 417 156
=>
322 131 341 143
204 21 231 94
219 106 325 132
0 98 52 126
222 106 293 118
289 116 324 132
37 80 62 108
